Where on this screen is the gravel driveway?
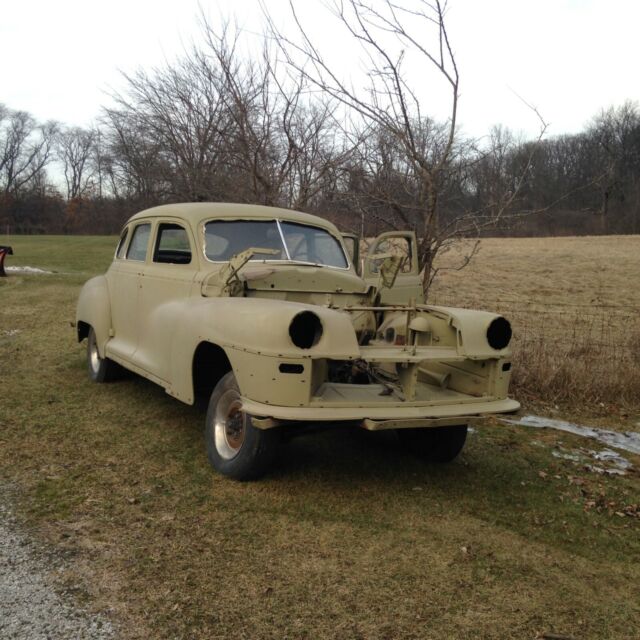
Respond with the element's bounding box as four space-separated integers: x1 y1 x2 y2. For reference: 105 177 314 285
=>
0 494 115 639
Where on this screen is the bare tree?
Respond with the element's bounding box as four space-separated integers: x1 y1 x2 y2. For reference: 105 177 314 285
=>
588 101 640 233
197 20 353 210
89 127 109 199
266 0 547 294
0 106 57 196
106 48 232 202
56 126 98 200
101 107 169 204
102 19 354 212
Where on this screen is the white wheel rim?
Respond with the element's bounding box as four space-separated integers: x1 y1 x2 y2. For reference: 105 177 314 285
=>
89 335 101 374
214 389 246 460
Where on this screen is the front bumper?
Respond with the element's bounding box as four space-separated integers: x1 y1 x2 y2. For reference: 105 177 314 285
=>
244 384 520 430
232 315 518 430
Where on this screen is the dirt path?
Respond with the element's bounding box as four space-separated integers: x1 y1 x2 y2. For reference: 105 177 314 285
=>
0 495 115 640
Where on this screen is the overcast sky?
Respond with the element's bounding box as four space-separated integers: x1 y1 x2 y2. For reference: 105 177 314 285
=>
1 0 638 140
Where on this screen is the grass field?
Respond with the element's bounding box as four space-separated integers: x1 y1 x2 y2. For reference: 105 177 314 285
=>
1 234 639 639
432 236 640 410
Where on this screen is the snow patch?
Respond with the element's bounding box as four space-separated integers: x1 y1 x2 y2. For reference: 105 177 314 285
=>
551 450 582 463
550 445 633 475
501 414 640 456
590 448 633 471
5 265 53 274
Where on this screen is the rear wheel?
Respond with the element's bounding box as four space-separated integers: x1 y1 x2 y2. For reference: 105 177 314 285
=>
397 425 468 463
87 327 120 382
205 372 279 480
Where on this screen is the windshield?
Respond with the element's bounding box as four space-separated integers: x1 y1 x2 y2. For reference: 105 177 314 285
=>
204 219 348 269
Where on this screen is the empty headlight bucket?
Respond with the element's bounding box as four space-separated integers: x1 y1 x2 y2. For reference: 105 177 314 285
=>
487 317 512 350
289 311 323 349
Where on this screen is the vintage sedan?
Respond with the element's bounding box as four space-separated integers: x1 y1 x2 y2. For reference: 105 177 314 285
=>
76 203 519 479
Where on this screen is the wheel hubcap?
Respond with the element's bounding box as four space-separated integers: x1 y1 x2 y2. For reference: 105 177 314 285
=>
89 336 101 374
214 390 246 460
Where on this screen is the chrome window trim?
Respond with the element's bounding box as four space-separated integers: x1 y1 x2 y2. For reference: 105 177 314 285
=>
275 219 292 261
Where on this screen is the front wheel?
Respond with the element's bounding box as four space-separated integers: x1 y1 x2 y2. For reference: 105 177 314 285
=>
87 327 120 382
205 372 279 480
397 425 468 463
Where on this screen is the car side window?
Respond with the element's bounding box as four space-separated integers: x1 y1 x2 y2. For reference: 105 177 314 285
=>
126 223 151 261
342 236 356 262
369 237 412 274
153 223 192 264
115 227 129 259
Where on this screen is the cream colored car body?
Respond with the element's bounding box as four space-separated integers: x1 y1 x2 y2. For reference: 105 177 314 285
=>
76 203 519 431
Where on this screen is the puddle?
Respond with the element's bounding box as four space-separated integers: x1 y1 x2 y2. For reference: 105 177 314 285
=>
501 415 640 456
5 266 53 274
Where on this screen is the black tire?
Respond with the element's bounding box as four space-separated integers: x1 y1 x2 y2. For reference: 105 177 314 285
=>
397 425 468 463
87 327 120 382
205 372 279 480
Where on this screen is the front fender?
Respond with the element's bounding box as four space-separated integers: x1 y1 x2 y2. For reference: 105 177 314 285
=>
168 297 360 405
76 276 112 357
427 305 512 359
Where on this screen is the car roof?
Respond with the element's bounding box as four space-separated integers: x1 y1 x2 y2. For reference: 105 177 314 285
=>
127 203 341 233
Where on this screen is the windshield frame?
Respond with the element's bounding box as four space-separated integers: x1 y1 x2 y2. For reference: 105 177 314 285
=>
200 218 352 271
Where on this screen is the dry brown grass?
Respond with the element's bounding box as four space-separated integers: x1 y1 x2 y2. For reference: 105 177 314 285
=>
430 236 640 409
1 235 639 639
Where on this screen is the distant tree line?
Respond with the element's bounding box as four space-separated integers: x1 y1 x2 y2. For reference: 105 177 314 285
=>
2 7 639 245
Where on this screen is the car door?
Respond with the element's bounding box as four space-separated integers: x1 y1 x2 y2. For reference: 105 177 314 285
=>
106 221 152 361
362 230 425 305
133 219 197 382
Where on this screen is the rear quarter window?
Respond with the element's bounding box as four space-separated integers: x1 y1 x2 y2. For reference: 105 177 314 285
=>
126 223 152 262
